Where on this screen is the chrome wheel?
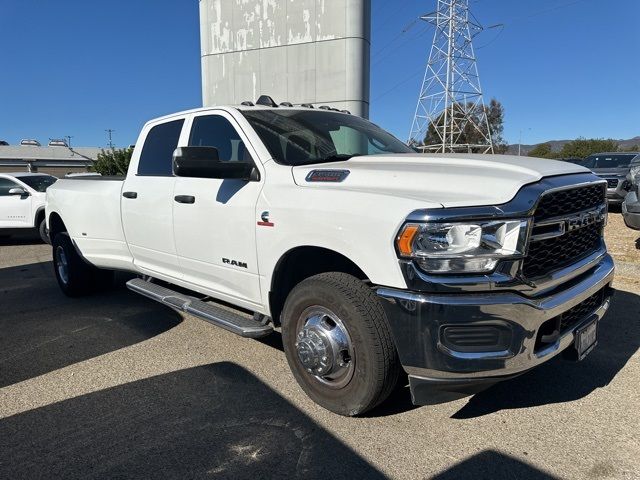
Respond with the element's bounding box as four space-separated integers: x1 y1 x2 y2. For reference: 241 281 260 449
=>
295 306 355 389
55 245 69 285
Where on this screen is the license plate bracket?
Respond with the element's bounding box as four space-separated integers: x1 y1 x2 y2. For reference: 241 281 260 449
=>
574 316 598 361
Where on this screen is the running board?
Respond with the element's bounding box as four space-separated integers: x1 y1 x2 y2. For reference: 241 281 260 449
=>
126 278 273 339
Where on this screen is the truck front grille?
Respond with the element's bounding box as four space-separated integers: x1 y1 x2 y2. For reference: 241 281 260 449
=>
606 178 619 189
523 223 602 278
523 183 606 279
533 183 605 222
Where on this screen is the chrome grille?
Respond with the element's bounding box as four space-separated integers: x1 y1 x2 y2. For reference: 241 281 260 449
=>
523 184 606 279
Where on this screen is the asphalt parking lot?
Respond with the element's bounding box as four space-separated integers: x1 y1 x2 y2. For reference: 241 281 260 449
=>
1 216 639 480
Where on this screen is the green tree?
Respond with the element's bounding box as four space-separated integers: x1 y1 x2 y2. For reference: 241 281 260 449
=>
485 98 508 153
557 138 618 159
92 147 133 176
527 142 556 159
423 98 507 153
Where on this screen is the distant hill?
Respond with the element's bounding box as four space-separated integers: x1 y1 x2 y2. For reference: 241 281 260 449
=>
507 136 640 156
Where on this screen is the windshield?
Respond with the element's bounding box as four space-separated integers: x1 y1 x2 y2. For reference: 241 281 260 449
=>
18 175 57 192
241 109 414 166
584 154 638 169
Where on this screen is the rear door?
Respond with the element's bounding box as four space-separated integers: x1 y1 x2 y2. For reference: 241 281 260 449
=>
121 118 185 279
172 112 263 307
0 177 32 228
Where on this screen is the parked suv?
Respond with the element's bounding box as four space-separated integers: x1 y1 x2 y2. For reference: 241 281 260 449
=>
584 152 640 205
46 100 614 415
0 172 57 242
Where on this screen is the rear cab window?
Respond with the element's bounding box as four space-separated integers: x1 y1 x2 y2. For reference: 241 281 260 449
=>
137 119 185 176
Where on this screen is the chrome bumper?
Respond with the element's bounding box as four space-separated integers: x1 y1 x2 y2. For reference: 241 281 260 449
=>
376 254 615 404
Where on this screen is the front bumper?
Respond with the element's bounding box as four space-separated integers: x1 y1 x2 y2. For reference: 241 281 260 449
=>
376 254 615 405
622 190 640 230
604 178 629 204
607 196 624 205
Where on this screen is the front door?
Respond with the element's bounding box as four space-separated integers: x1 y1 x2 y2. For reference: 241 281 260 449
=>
121 118 185 279
0 177 32 228
172 112 263 308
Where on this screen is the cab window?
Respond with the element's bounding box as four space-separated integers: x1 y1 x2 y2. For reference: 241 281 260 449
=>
137 119 184 176
189 115 252 162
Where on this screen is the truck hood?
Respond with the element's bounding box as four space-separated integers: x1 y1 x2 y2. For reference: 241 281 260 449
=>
591 167 629 176
291 153 588 208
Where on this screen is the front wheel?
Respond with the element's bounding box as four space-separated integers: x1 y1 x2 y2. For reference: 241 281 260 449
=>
38 218 50 244
281 272 401 416
52 233 113 296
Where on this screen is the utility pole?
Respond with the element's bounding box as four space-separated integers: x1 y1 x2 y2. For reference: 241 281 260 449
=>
409 0 493 154
105 129 115 149
518 130 522 156
518 128 531 156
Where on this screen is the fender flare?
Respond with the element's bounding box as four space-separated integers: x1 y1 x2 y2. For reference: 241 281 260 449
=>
34 206 46 228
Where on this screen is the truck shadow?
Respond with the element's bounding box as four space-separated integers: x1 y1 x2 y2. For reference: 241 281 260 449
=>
452 288 640 419
0 362 386 480
0 261 181 388
431 450 560 479
0 231 43 245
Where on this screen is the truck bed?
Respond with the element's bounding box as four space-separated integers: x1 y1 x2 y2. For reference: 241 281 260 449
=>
46 177 134 271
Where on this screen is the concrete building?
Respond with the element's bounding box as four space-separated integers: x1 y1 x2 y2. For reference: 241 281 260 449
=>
200 0 371 117
0 145 101 176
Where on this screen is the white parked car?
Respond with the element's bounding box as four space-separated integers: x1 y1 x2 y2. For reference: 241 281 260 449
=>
45 99 614 415
1 172 57 243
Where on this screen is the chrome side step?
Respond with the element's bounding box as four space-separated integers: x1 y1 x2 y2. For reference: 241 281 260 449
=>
126 278 273 338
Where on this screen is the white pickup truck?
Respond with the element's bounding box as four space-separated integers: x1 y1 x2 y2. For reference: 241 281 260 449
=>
46 99 614 415
1 172 57 243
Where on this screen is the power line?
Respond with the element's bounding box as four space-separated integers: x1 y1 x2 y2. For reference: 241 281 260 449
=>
373 68 424 102
373 25 431 67
105 129 115 149
371 18 420 58
372 2 413 34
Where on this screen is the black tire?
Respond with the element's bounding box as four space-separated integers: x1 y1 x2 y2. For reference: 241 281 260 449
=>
281 272 401 416
38 218 50 244
52 233 113 297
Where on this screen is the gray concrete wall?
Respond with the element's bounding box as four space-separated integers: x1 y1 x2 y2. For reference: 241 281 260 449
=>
200 0 371 117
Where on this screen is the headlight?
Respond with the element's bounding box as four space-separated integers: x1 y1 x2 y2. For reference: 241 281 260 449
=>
396 219 530 274
630 165 640 185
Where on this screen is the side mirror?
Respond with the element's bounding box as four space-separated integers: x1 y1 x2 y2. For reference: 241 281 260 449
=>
172 146 258 180
8 187 28 196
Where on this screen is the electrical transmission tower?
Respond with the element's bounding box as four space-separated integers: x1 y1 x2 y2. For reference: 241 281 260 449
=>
409 0 494 153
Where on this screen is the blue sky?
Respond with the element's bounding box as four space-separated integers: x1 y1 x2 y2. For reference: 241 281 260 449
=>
0 0 638 148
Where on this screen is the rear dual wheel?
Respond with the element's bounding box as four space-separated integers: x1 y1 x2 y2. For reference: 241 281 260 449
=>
281 272 401 416
52 233 113 296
